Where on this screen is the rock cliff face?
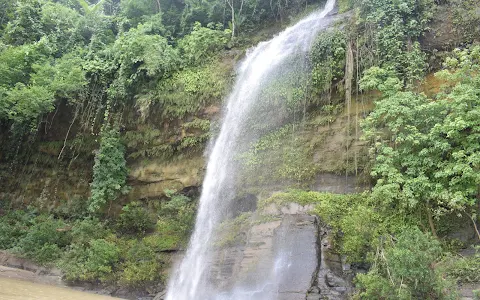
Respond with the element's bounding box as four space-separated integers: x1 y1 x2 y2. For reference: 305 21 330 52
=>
202 203 353 300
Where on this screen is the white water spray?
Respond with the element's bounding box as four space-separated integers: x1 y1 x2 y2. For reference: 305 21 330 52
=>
166 1 336 299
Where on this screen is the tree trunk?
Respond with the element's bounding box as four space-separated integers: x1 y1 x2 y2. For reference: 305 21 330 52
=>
230 0 235 38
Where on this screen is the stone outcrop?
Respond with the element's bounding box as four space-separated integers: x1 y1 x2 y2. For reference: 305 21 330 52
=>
205 203 353 300
128 155 204 200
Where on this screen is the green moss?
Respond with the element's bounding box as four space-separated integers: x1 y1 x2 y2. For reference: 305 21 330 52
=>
155 60 232 119
123 118 211 162
260 190 381 262
214 213 253 248
259 189 327 208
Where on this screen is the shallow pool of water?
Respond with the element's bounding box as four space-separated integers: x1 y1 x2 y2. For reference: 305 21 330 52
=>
0 277 121 300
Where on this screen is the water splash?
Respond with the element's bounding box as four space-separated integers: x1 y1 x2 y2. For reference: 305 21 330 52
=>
165 1 336 299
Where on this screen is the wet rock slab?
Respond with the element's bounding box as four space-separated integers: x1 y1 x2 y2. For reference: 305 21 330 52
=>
208 203 352 300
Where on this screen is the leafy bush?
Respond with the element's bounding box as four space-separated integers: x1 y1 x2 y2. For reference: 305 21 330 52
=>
71 217 109 245
441 246 480 284
178 22 229 66
1 83 54 131
59 238 120 283
116 201 155 235
14 215 71 264
119 240 161 287
355 227 455 300
107 23 179 100
0 210 31 249
52 196 90 220
141 190 196 251
357 0 434 82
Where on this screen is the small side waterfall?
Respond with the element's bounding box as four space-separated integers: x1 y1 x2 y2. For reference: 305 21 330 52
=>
165 1 336 299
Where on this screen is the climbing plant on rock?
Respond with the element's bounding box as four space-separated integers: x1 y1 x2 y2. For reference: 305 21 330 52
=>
89 124 129 214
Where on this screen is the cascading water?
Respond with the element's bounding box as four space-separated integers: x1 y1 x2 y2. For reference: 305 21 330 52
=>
166 1 336 299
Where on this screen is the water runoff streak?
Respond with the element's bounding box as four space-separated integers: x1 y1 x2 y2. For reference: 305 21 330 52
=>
166 1 336 299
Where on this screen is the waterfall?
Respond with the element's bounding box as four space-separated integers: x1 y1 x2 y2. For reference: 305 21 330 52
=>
165 1 336 299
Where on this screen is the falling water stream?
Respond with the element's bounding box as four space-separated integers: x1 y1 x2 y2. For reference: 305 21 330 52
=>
166 1 336 299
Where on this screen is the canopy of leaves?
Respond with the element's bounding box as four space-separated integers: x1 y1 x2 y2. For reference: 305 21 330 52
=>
362 46 480 224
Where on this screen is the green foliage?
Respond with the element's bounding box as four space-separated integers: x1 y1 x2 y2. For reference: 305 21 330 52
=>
70 217 110 245
123 127 174 160
0 39 86 130
239 124 318 184
155 60 230 119
0 41 51 88
89 126 129 213
450 0 480 42
14 215 72 264
143 190 196 250
310 29 346 94
31 53 87 101
118 239 162 287
119 0 160 28
356 0 434 83
0 0 14 31
116 201 155 234
1 83 54 130
53 196 90 220
355 227 455 300
0 209 174 287
0 210 33 249
59 238 120 282
338 0 354 12
77 0 106 15
261 190 383 261
362 47 480 229
214 212 252 248
107 23 179 100
40 2 84 53
178 22 230 66
3 0 44 45
440 246 480 284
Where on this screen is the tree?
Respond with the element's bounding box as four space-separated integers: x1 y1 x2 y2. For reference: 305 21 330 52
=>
106 22 179 101
2 0 44 45
361 46 480 238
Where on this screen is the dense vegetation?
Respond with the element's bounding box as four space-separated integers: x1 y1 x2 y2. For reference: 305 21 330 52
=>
0 0 479 297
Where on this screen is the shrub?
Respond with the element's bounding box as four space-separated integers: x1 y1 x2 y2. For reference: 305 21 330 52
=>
119 240 160 287
178 22 229 66
116 201 155 235
53 196 89 220
59 238 120 283
354 227 456 300
71 217 109 246
14 215 71 264
0 210 32 249
441 246 480 284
